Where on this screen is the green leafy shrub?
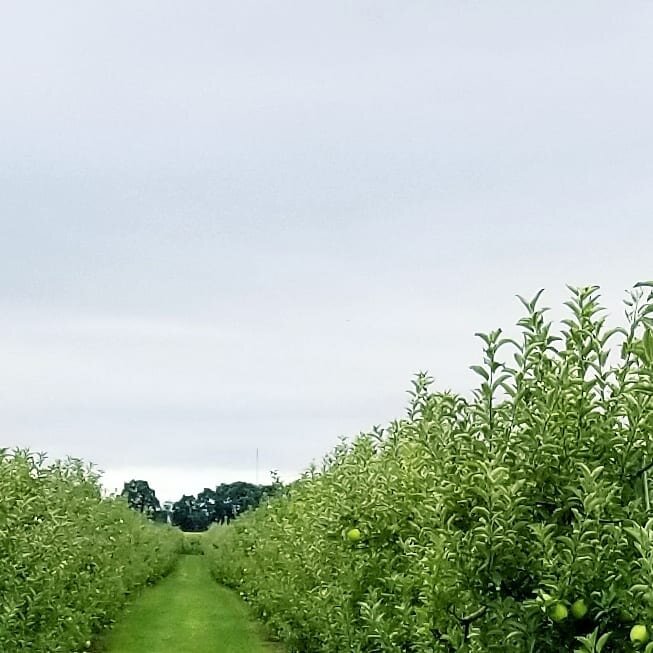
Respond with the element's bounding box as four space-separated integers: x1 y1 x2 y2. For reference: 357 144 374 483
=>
206 283 653 652
0 451 182 652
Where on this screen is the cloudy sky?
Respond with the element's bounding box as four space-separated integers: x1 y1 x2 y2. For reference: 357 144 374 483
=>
2 2 652 501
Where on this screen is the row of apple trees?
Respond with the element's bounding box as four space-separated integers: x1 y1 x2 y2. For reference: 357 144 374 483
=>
0 450 182 652
207 283 653 652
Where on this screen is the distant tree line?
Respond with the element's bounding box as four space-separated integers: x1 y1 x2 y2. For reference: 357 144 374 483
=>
120 477 280 532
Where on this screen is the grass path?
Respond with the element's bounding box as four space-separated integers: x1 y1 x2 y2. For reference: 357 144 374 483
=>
101 555 283 653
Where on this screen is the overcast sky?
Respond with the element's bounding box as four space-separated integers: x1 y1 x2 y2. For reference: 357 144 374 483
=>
2 2 652 501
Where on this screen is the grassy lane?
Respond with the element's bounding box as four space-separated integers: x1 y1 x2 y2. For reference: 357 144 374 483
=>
101 555 283 653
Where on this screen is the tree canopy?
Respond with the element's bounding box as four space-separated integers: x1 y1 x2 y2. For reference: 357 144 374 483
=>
120 478 279 531
121 479 160 517
171 482 276 532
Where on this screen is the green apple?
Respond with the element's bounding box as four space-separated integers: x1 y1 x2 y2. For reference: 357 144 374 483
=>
346 527 361 542
570 599 588 619
630 624 649 645
549 602 568 622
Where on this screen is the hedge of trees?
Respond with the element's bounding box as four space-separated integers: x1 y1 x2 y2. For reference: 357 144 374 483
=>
206 284 653 652
0 450 182 652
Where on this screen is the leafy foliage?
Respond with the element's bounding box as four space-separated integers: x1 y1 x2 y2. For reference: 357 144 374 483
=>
172 482 277 532
0 451 182 652
121 479 161 517
206 283 653 652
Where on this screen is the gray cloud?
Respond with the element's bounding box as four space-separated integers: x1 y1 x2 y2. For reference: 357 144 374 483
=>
2 1 653 499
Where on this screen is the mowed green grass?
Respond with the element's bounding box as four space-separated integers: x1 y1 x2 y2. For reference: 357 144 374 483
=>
102 553 283 653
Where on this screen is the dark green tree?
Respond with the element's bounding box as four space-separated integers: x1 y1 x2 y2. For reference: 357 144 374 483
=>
121 479 160 518
171 494 209 532
170 481 279 531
